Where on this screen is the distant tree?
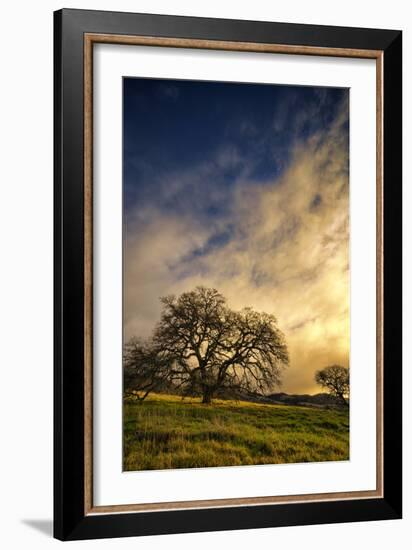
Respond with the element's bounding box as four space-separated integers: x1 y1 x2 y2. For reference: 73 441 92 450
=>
314 365 349 406
124 286 289 404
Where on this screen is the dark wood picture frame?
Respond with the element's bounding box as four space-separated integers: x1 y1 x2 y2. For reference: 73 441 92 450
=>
54 8 402 541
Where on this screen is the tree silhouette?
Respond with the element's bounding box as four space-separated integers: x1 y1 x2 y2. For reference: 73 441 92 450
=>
314 365 349 406
124 286 289 404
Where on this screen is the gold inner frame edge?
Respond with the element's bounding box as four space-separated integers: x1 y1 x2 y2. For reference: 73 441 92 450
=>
83 33 384 515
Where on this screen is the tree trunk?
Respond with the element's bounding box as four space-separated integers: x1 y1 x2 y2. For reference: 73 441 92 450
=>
338 393 348 407
202 388 213 404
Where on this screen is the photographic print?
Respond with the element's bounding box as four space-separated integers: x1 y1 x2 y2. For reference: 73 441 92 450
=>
123 77 350 472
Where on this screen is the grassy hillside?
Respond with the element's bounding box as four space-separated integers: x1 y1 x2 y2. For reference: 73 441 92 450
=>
123 393 349 471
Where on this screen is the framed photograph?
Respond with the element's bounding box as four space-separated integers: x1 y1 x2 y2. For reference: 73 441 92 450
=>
54 8 402 541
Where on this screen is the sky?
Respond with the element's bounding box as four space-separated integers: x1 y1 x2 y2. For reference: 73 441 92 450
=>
123 77 349 395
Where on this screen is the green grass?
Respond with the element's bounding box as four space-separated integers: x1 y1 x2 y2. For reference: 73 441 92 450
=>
123 392 349 471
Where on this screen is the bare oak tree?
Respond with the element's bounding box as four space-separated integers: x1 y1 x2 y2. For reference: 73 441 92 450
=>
124 286 289 404
314 365 349 406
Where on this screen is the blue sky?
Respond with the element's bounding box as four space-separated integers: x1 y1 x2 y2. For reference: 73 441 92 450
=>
124 78 347 219
123 77 349 394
